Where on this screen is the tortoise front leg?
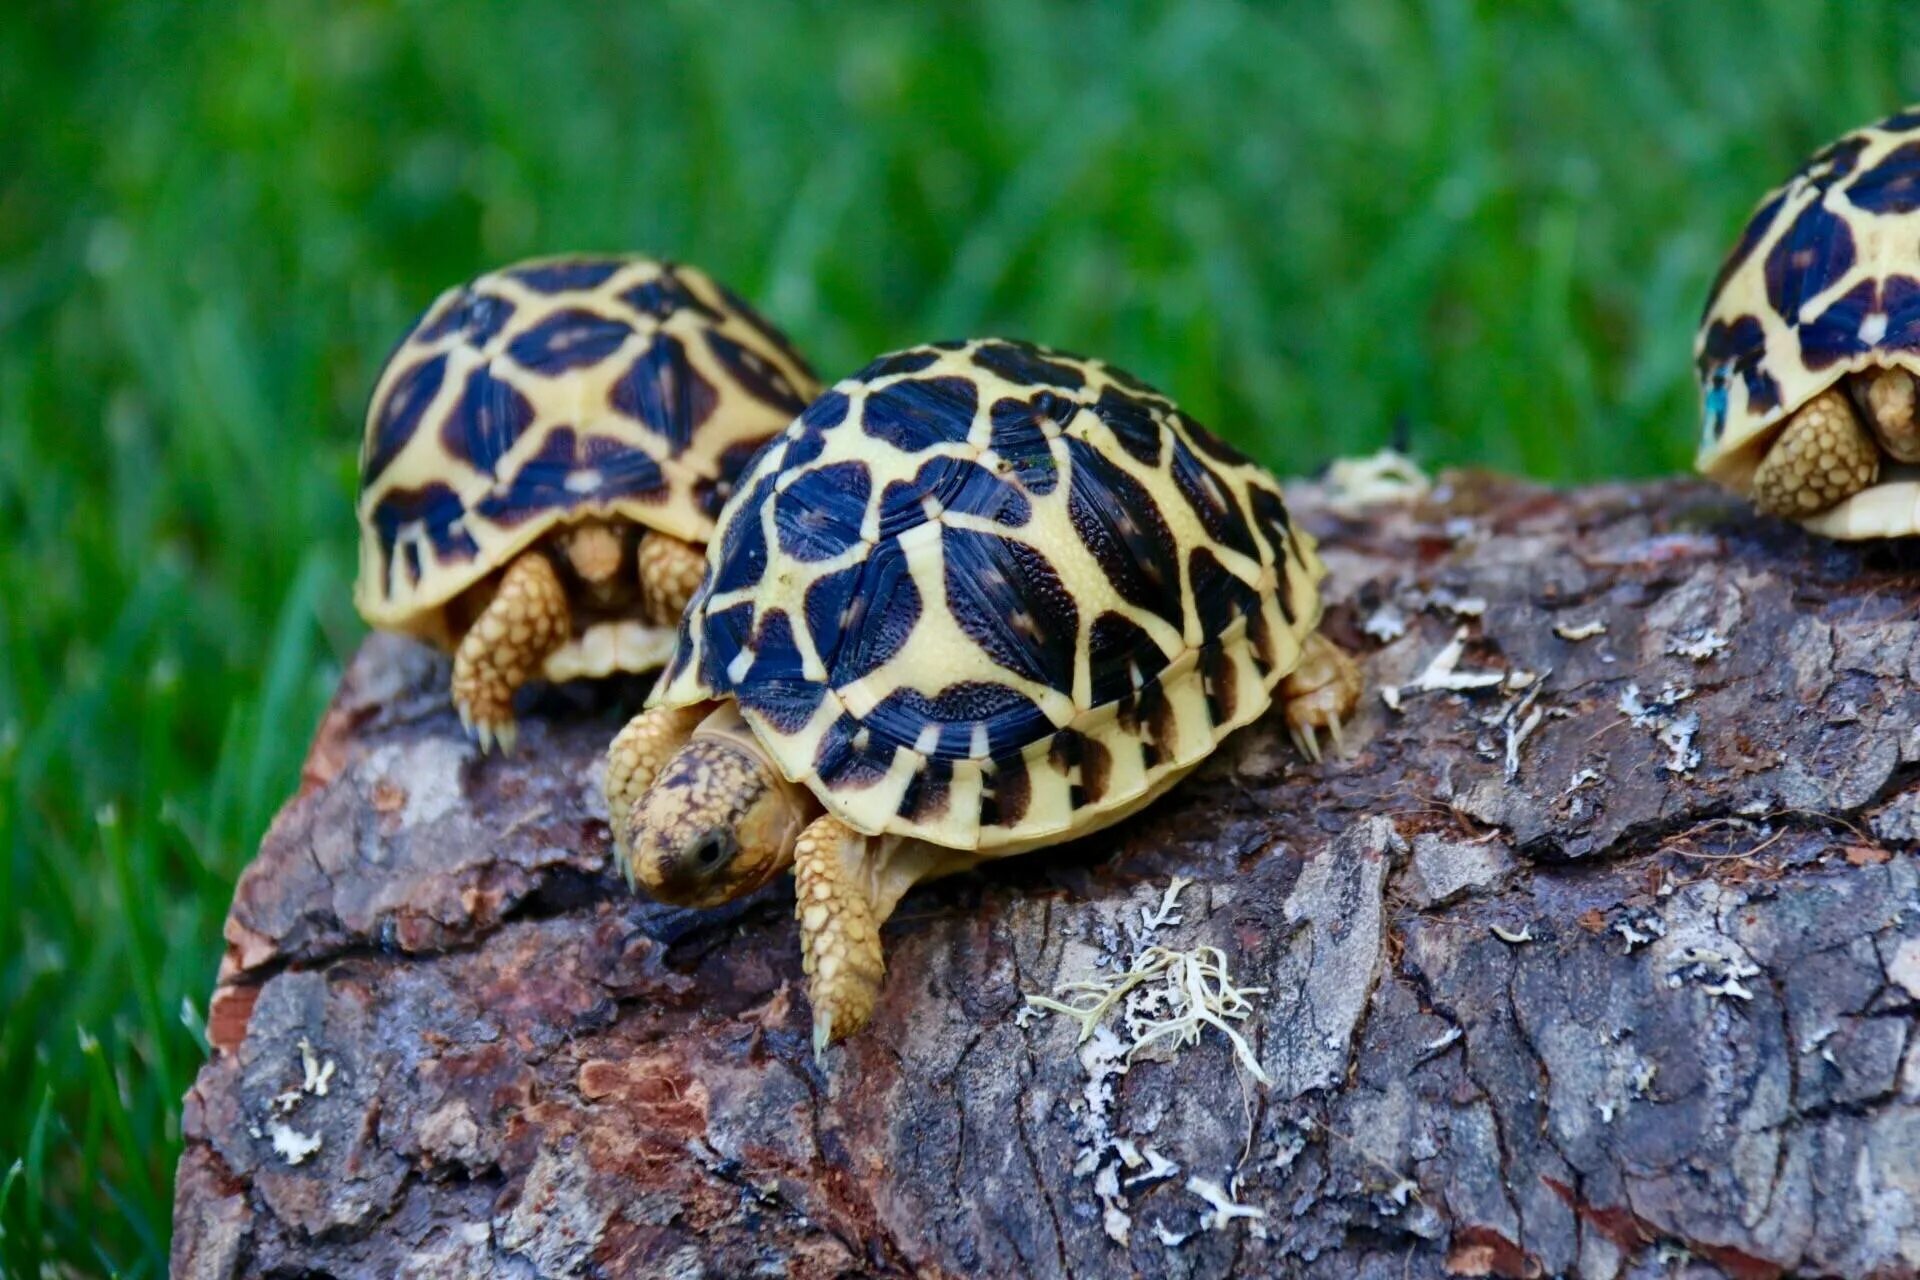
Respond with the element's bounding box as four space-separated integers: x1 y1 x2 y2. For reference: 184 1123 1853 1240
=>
637 531 706 626
792 820 954 1054
1752 385 1880 518
1280 632 1363 763
793 814 891 1054
451 550 570 754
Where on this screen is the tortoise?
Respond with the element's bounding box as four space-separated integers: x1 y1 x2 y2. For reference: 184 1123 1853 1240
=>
1697 106 1920 537
602 339 1362 1048
353 255 821 750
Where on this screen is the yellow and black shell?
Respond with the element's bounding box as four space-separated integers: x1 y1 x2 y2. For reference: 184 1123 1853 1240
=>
1697 107 1920 491
354 255 819 649
653 340 1327 853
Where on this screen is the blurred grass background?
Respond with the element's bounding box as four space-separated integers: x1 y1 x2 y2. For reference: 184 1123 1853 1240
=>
1 1 1913 1273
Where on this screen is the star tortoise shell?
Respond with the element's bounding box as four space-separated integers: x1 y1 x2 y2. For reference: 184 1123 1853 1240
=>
1697 106 1920 490
653 339 1328 853
354 255 819 650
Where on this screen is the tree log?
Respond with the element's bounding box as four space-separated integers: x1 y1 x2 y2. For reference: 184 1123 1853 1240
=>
173 474 1920 1279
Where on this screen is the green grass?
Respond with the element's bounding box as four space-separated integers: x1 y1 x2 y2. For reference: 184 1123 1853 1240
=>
2 2 1914 1273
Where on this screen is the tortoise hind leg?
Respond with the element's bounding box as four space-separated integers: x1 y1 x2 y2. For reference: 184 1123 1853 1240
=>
451 551 570 754
638 531 706 626
1752 385 1880 518
1281 632 1363 763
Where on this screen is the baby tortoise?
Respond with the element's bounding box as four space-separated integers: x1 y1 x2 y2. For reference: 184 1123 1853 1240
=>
353 255 819 749
604 339 1361 1048
1697 107 1920 537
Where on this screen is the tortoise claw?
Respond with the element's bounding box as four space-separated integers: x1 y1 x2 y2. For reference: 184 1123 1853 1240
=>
1290 723 1321 763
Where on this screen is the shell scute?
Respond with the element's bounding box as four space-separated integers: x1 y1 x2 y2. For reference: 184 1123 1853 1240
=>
507 258 623 293
363 354 448 481
1086 611 1173 707
972 339 1086 388
1089 385 1164 466
1066 441 1184 627
506 308 633 375
1762 198 1855 321
608 332 718 452
1170 434 1260 562
442 364 534 473
987 393 1065 494
861 376 977 453
472 430 668 525
821 541 920 687
703 329 810 416
943 526 1080 695
1845 139 1920 214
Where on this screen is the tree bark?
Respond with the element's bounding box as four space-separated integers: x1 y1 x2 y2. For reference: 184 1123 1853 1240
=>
173 474 1920 1279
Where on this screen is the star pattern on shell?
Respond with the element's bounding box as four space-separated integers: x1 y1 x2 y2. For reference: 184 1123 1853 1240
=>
1697 107 1920 462
353 256 818 632
654 339 1328 851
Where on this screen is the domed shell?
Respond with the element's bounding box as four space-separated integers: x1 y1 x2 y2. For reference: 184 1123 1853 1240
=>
1697 107 1920 489
354 255 820 643
654 339 1327 852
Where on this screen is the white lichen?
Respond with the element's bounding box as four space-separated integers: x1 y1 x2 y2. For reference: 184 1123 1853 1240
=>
298 1036 336 1097
1502 683 1546 783
1613 912 1665 954
1618 683 1701 775
1324 449 1432 512
1026 945 1272 1085
1428 588 1488 620
1025 879 1270 1248
1140 876 1193 933
1187 1175 1268 1231
1666 945 1761 1002
1362 603 1409 642
267 1121 322 1166
1667 627 1729 662
1119 1142 1180 1190
1380 626 1505 711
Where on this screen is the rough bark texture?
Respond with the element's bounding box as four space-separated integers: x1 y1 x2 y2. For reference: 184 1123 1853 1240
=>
173 475 1920 1280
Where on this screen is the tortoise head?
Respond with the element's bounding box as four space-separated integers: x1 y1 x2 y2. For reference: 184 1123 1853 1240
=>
623 716 813 907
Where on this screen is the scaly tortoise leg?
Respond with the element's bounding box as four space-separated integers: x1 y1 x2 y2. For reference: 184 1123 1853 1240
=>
1858 366 1920 462
638 531 706 626
450 551 570 754
793 814 888 1054
1280 632 1363 763
1752 384 1880 518
604 701 712 859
